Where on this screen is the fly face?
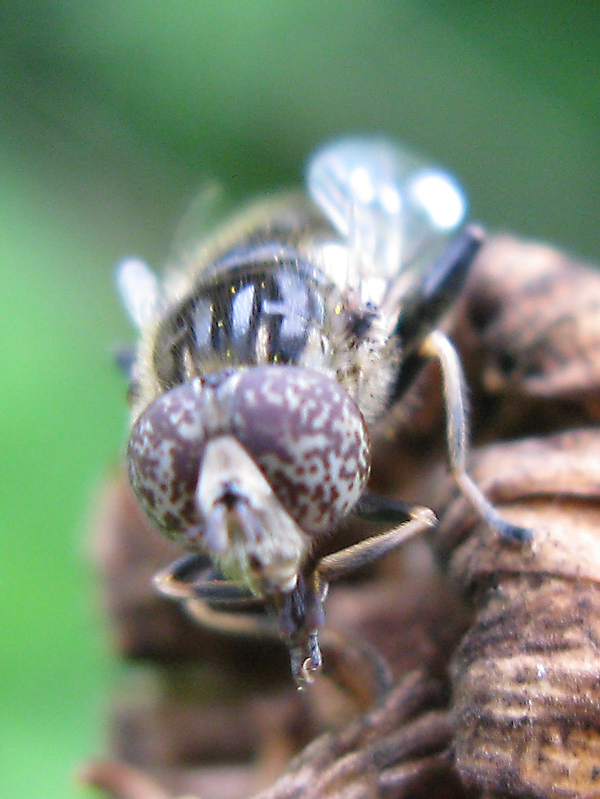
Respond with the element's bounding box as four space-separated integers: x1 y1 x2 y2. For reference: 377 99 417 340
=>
119 137 526 687
127 365 371 597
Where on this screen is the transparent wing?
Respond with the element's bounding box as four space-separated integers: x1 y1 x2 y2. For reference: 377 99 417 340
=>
306 137 467 310
116 257 160 329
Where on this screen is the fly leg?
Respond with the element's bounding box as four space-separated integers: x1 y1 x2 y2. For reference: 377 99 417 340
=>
279 498 436 688
153 502 435 689
153 553 374 694
316 499 436 582
420 328 531 544
286 501 435 684
154 552 279 638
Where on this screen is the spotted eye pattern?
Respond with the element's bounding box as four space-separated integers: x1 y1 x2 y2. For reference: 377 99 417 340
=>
127 381 206 534
232 367 371 534
127 366 371 541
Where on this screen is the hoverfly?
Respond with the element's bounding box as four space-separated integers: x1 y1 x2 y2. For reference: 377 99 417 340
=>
118 138 529 687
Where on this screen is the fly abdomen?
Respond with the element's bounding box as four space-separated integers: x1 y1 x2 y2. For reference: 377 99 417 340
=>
153 245 328 386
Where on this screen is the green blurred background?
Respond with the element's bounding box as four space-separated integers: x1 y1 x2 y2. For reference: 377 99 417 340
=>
1 2 598 797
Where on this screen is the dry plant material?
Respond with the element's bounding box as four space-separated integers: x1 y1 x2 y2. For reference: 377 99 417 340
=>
461 237 600 402
88 236 600 799
426 238 600 799
82 671 463 799
431 428 600 799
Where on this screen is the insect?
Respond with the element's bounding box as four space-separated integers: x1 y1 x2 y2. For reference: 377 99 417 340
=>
118 138 529 687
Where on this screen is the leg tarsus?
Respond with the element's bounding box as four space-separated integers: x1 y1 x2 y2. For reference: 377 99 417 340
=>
456 472 532 545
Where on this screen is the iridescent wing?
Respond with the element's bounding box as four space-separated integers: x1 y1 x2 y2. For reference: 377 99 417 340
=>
117 257 160 329
306 137 468 314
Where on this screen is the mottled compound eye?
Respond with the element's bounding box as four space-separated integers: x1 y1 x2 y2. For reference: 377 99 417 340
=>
127 382 206 535
231 366 371 535
127 365 371 542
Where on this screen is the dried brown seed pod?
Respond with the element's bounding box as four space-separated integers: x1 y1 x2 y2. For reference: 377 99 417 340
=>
82 671 465 799
433 430 600 799
462 237 600 401
366 237 600 798
454 236 600 442
417 237 600 799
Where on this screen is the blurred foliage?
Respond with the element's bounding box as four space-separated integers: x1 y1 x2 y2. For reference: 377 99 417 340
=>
0 1 598 798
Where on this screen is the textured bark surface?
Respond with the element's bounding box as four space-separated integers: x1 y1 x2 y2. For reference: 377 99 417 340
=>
430 428 600 799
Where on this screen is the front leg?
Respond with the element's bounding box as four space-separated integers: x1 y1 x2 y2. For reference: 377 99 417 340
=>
154 552 280 639
153 500 435 688
153 553 347 687
316 499 436 582
288 501 436 686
